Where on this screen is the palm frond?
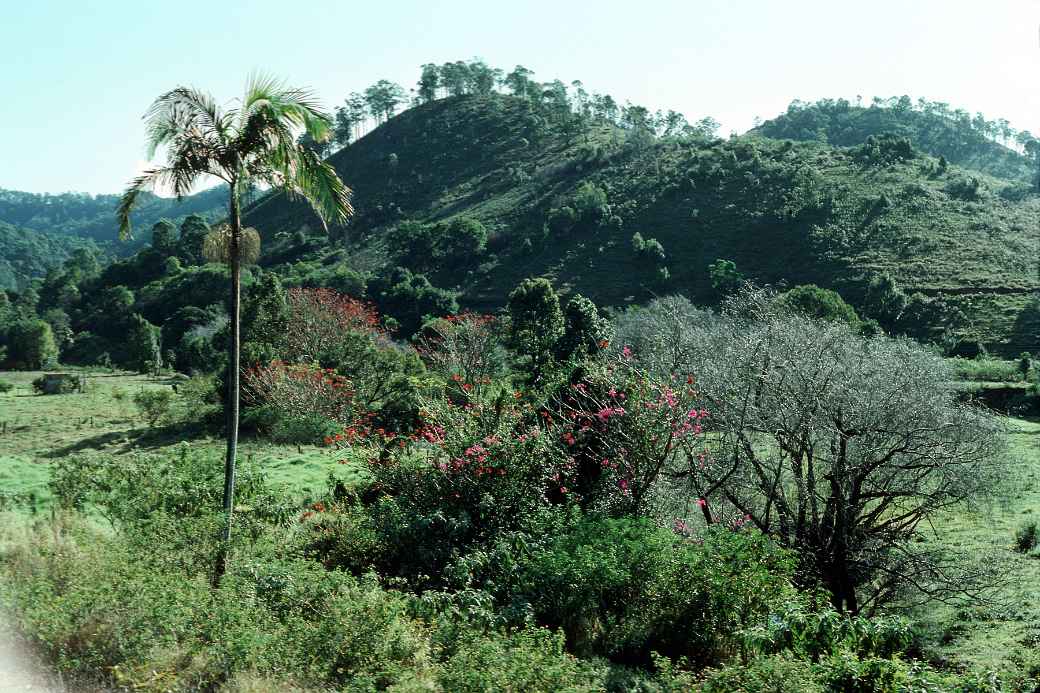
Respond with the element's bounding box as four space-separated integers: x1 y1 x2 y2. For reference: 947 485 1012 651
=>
240 71 332 141
143 86 226 158
277 146 353 229
116 167 170 240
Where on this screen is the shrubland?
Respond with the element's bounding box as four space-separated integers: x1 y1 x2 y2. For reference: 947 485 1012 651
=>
2 281 1034 691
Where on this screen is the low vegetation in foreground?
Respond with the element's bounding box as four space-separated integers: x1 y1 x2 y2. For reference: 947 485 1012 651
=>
1 281 1038 692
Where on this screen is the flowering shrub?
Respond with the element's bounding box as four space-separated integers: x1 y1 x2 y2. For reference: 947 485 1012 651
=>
309 392 568 588
242 360 356 443
282 287 382 363
543 348 708 516
415 313 503 402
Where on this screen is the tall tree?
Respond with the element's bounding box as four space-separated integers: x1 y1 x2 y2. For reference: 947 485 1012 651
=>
117 74 353 581
417 63 441 102
364 80 407 123
503 65 535 99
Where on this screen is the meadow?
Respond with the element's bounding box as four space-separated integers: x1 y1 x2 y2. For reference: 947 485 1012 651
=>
0 368 363 517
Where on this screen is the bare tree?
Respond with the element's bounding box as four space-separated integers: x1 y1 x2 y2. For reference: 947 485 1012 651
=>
622 291 1010 614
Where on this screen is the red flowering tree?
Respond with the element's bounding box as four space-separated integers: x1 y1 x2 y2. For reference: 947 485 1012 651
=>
282 287 383 363
242 361 356 442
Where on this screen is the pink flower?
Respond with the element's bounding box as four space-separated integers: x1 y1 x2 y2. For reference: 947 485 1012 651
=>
696 498 707 508
618 479 628 490
622 346 633 359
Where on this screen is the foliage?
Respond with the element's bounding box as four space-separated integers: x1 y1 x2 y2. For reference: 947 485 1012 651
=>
2 319 58 369
507 277 565 383
775 284 862 328
1013 520 1039 554
708 259 743 298
518 518 795 666
132 388 174 426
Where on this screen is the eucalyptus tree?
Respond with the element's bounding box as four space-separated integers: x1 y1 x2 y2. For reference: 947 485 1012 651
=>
117 74 352 579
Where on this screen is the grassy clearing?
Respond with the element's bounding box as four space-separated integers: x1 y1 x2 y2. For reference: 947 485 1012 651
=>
0 369 360 514
912 417 1040 671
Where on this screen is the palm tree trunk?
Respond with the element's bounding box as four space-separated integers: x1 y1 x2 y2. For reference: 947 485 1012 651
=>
215 188 242 585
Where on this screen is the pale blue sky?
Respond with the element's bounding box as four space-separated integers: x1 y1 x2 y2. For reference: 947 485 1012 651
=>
3 0 1039 195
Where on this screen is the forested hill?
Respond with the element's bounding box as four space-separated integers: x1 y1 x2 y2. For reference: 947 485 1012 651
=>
244 92 1039 356
0 186 227 290
754 97 1038 185
0 186 227 244
0 221 99 292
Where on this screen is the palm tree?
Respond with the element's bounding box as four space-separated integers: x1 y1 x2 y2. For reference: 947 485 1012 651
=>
118 74 353 580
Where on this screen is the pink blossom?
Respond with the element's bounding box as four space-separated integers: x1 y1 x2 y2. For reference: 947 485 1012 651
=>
622 346 633 359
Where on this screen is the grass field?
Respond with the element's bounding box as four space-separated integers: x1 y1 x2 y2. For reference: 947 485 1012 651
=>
911 416 1040 672
0 369 362 515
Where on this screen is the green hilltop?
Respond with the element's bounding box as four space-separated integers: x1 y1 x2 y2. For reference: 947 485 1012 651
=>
245 92 1039 355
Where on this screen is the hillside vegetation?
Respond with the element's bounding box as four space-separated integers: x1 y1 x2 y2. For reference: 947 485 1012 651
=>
246 92 1039 355
755 96 1039 184
0 187 227 289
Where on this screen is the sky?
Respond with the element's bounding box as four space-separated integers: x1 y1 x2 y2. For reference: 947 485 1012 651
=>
3 0 1040 196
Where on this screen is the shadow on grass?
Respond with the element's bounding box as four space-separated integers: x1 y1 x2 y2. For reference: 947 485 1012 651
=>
41 422 214 458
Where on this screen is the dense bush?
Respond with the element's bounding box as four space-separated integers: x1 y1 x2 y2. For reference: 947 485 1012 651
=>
518 518 794 666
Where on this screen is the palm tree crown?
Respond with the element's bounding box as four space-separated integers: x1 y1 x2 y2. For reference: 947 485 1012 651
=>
118 73 352 239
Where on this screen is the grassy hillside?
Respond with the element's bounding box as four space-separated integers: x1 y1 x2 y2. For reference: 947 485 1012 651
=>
245 93 1039 355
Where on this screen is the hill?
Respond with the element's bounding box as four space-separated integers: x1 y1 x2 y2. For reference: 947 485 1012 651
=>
0 221 100 291
0 185 228 245
244 93 1039 356
753 96 1037 185
0 186 228 289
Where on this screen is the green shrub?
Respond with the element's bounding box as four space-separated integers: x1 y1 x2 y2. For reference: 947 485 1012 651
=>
169 374 221 425
1014 520 1039 554
697 655 821 693
48 446 290 529
271 412 341 445
0 519 433 691
744 601 913 661
132 388 174 426
31 373 80 395
0 379 13 394
517 518 795 666
437 627 607 692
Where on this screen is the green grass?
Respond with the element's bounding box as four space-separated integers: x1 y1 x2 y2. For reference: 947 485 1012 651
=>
912 417 1040 672
0 368 364 513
